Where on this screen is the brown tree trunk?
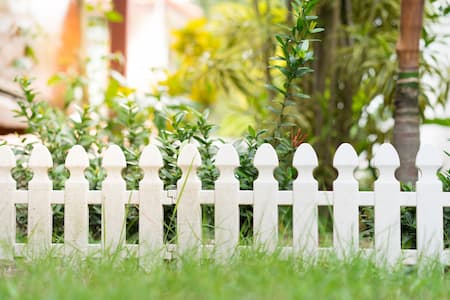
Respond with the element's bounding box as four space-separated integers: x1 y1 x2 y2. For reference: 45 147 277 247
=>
336 0 354 146
393 0 424 184
312 0 340 189
110 0 128 75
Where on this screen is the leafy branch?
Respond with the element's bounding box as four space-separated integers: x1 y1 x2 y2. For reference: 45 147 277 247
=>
268 0 323 141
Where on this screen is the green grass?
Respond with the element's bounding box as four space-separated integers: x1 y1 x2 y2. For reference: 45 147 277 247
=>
0 252 448 300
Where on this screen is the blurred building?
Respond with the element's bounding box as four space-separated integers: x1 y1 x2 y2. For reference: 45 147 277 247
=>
0 0 79 133
0 0 202 133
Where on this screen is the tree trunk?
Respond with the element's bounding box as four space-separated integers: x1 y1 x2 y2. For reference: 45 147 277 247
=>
312 0 340 189
110 0 128 75
393 0 424 184
335 0 354 146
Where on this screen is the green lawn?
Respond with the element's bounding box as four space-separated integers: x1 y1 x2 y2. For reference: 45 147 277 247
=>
0 252 448 300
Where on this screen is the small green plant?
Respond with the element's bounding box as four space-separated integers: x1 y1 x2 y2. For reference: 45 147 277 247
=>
156 107 221 190
264 0 319 190
268 0 321 140
234 126 267 190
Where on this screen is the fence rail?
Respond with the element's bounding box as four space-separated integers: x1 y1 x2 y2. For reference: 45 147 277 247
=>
0 142 449 266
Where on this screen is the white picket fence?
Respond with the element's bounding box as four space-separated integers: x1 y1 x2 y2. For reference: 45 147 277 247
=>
0 142 449 266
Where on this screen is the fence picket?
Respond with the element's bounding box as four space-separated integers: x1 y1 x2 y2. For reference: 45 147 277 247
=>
102 144 126 253
416 144 443 265
373 143 401 266
253 143 278 252
214 144 240 261
0 146 16 260
177 143 202 255
64 145 89 256
293 143 319 256
28 143 53 257
139 144 164 261
333 143 359 257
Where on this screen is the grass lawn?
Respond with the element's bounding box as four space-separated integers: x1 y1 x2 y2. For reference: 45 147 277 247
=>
0 252 448 300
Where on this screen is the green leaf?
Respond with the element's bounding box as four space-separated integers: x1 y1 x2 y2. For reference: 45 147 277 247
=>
265 84 286 96
85 3 95 12
285 99 296 106
279 122 296 127
275 34 286 46
296 17 304 31
24 44 37 62
444 6 450 15
105 10 123 23
272 65 290 77
305 15 318 20
268 106 281 114
296 67 314 77
270 56 287 61
248 126 255 137
47 74 64 86
310 27 325 34
424 118 450 126
294 93 311 99
300 40 309 52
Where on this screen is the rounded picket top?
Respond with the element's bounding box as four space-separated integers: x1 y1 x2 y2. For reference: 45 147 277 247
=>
333 143 358 168
372 143 400 168
29 143 53 168
177 143 201 168
416 144 442 168
102 144 126 168
215 144 239 167
0 145 16 168
254 143 278 167
65 145 89 169
293 143 318 168
139 144 163 168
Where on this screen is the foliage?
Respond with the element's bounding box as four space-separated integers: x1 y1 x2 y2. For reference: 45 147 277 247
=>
268 0 320 136
234 126 267 190
329 0 450 186
12 77 151 241
165 0 450 190
156 107 221 190
10 77 225 243
157 0 287 135
85 1 124 24
14 76 75 190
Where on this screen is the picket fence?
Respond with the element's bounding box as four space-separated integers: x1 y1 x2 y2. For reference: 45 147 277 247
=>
0 142 449 266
